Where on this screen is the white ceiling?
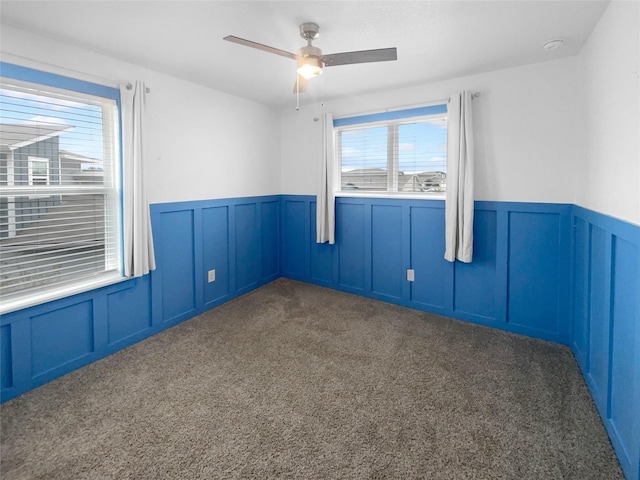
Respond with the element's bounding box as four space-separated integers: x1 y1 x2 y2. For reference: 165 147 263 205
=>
0 1 609 109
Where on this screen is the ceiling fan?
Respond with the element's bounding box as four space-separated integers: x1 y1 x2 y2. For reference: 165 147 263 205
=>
224 22 397 93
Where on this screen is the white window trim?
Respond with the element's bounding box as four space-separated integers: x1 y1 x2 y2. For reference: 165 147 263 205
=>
336 191 446 201
0 272 127 315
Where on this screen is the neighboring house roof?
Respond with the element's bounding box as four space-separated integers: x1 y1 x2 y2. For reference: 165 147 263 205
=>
0 123 73 151
343 169 446 176
342 168 387 174
398 171 445 177
59 150 102 165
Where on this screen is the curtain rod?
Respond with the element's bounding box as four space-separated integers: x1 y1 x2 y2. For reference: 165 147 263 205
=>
4 52 153 94
126 83 151 93
330 92 480 122
1 52 123 88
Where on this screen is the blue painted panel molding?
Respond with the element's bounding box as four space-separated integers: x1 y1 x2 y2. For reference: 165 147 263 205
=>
284 195 638 479
0 195 281 403
282 195 573 344
571 206 640 480
1 194 637 480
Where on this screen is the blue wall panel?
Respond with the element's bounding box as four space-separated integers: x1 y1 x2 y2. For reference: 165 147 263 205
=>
507 212 561 334
588 225 610 409
609 236 639 472
202 206 230 305
157 210 197 322
261 201 280 279
30 301 94 378
337 202 366 290
371 205 403 299
571 206 640 480
1 325 12 389
107 277 152 345
283 200 306 278
572 217 590 371
410 205 449 309
309 202 334 284
454 209 497 320
235 203 259 290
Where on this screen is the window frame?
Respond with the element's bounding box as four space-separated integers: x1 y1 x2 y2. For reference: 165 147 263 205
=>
334 104 448 199
0 62 125 315
27 157 50 185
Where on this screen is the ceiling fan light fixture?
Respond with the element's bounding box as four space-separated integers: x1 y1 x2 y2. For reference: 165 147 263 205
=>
297 56 324 79
224 21 398 95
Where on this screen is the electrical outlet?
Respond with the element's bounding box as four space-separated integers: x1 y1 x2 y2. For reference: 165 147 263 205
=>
407 269 415 282
207 269 216 283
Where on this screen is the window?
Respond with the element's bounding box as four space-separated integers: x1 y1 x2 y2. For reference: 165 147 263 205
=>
28 157 50 186
0 63 122 311
335 104 448 194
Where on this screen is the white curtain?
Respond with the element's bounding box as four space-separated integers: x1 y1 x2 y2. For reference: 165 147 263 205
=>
316 112 336 244
444 91 474 263
120 81 156 277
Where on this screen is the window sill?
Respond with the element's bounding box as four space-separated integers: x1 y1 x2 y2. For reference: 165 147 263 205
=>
0 272 127 316
336 191 446 201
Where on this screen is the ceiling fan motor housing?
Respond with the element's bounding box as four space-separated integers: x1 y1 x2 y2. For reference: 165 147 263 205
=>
299 22 320 41
297 23 324 74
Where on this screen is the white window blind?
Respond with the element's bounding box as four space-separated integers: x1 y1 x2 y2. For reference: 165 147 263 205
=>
0 75 122 304
335 105 448 194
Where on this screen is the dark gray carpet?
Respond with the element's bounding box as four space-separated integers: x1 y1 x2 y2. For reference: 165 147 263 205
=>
1 278 623 479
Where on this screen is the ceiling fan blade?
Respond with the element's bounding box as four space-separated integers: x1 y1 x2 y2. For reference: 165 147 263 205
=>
322 47 397 67
293 75 308 94
223 35 297 60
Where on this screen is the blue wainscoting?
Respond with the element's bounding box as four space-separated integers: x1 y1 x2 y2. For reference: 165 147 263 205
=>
285 194 638 479
571 206 640 480
282 195 572 344
0 277 151 402
0 195 281 403
149 196 281 325
1 193 638 480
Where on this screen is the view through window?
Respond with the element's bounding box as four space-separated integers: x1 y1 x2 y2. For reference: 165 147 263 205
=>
335 105 448 194
0 66 122 308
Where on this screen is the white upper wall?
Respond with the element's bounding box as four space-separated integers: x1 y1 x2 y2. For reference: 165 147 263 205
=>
5 2 637 222
0 25 282 204
575 0 640 225
280 57 580 204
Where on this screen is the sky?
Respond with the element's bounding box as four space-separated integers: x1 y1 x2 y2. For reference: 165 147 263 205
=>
0 86 106 161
